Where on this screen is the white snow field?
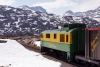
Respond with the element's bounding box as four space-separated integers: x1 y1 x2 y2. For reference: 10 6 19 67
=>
0 39 61 67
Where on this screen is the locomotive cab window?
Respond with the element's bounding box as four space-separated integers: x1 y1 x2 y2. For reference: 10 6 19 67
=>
66 35 68 42
60 34 65 42
46 34 50 38
40 34 43 38
64 24 68 27
54 34 56 39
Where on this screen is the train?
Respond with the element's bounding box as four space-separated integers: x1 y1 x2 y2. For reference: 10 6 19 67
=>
40 23 100 67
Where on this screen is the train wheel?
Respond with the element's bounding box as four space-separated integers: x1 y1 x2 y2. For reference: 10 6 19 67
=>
85 62 91 67
41 46 44 52
60 52 67 60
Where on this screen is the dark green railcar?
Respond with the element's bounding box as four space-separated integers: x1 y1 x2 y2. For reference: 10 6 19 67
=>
40 23 86 62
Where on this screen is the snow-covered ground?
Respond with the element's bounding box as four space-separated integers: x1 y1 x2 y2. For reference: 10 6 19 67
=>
0 39 61 67
34 41 41 47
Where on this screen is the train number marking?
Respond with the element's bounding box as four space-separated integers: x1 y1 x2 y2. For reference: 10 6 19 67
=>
48 43 56 49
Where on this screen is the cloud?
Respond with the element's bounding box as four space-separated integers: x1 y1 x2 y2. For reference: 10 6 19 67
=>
71 0 100 12
32 0 77 12
32 0 100 14
0 0 15 5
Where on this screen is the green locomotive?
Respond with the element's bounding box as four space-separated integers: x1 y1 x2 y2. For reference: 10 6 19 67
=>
40 23 86 62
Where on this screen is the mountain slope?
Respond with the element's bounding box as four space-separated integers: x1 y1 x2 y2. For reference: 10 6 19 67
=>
0 5 100 36
64 6 100 22
19 5 47 13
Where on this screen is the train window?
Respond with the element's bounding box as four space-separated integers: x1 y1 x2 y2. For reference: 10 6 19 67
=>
40 34 43 38
66 35 68 42
64 24 68 27
60 34 65 42
54 34 56 39
46 34 50 38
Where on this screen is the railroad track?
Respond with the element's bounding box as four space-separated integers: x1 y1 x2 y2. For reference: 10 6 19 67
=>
44 52 85 67
22 44 85 67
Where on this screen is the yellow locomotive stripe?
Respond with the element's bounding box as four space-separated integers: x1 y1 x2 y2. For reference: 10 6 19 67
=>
41 33 72 44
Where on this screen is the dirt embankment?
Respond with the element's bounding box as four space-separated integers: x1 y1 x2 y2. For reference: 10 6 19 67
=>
0 40 7 43
0 35 40 49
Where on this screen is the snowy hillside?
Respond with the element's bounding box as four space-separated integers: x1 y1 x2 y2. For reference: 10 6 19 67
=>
0 5 63 36
0 5 100 36
0 39 61 67
19 5 47 13
64 6 100 22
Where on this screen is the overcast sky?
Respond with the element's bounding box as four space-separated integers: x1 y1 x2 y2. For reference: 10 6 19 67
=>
0 0 100 15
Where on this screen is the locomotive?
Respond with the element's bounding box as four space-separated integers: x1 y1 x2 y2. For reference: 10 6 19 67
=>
40 23 100 66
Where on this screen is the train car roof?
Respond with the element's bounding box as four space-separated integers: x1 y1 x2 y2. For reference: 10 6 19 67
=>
86 28 100 30
41 29 68 34
41 28 78 34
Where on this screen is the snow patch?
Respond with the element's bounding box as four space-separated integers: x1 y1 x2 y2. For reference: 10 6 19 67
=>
43 22 48 25
0 14 4 17
34 41 41 47
0 39 61 67
5 7 11 10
